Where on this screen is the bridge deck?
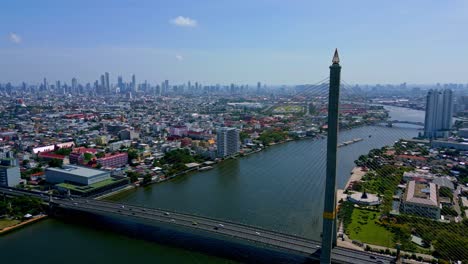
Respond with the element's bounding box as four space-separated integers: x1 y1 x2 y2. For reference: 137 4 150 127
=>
1 187 395 264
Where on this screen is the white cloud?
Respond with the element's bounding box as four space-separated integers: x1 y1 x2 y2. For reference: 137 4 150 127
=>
175 54 184 61
170 16 197 27
9 33 22 44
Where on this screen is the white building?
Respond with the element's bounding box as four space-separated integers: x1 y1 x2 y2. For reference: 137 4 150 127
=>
424 89 453 139
0 150 21 187
217 127 240 158
46 165 110 185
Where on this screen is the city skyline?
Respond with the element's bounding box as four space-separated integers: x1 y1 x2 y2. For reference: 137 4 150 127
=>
1 0 468 84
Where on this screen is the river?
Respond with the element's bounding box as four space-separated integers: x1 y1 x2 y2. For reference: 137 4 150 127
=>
0 106 424 264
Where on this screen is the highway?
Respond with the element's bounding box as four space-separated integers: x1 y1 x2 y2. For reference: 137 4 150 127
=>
1 187 395 264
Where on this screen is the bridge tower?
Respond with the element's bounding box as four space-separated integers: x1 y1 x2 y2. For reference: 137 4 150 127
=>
321 49 341 264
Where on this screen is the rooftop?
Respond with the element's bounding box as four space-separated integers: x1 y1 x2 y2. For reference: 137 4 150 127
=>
46 165 107 178
404 181 438 207
56 178 127 194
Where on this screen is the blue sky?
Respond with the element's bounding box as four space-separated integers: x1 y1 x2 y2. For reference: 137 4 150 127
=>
1 0 467 85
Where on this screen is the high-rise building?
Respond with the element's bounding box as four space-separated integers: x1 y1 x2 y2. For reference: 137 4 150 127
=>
117 76 123 90
71 78 78 94
131 74 136 92
56 80 61 93
99 74 106 95
424 89 453 138
43 78 48 91
105 72 110 93
0 149 20 187
216 127 240 158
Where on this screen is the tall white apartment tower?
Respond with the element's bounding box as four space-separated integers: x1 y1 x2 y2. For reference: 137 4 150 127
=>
217 127 240 158
424 89 453 138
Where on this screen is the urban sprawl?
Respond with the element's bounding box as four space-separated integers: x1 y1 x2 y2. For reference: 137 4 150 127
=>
1 76 468 263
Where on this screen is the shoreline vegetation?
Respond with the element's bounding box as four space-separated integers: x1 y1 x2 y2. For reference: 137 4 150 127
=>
102 134 327 200
103 120 389 200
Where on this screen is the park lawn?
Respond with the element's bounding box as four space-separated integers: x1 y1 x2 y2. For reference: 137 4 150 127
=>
0 219 21 230
347 208 395 248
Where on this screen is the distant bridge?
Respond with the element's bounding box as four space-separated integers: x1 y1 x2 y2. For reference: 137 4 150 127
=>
1 187 395 264
386 120 424 127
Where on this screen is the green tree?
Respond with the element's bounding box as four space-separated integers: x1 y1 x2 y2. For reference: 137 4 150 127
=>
439 187 453 200
441 206 458 216
239 131 250 142
126 171 139 183
142 173 152 184
48 158 63 168
83 152 93 161
162 149 195 164
54 148 72 156
127 149 138 160
95 152 105 158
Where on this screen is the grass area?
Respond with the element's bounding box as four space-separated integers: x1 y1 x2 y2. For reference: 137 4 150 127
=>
272 105 303 113
347 208 395 248
0 219 21 230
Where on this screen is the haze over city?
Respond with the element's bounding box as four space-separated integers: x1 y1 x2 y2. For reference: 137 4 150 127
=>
1 0 468 84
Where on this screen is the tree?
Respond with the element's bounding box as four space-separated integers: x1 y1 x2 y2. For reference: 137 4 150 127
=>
162 149 195 164
142 173 152 184
83 152 93 161
95 152 105 158
21 159 30 166
439 187 453 201
441 206 458 217
433 231 468 262
48 158 63 168
239 131 250 142
126 171 139 183
54 148 72 156
127 149 138 160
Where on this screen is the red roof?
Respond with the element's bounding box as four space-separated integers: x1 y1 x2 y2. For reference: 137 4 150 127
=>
72 147 98 154
396 155 427 161
38 152 65 160
98 152 128 161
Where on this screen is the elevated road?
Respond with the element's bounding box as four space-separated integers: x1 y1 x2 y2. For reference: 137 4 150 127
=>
0 187 395 264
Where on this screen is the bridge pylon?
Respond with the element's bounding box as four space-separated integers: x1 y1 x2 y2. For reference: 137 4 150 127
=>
320 49 341 264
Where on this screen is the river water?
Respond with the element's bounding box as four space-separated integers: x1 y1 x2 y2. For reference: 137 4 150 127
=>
0 106 424 264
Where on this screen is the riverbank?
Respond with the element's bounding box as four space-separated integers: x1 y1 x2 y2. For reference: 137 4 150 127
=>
337 166 367 205
0 215 47 236
101 136 322 200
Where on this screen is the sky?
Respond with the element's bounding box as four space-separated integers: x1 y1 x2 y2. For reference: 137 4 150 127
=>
0 0 467 85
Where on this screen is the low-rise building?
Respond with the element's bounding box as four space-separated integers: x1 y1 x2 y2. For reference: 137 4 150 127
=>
46 165 110 185
400 181 440 220
97 152 128 168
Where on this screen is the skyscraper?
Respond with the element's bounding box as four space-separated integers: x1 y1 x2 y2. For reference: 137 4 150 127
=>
43 78 48 91
117 76 123 90
99 74 106 95
105 72 110 93
424 89 453 139
131 74 136 92
216 127 240 158
71 78 78 94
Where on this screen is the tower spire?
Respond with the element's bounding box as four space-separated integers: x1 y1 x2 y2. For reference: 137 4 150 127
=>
332 48 340 64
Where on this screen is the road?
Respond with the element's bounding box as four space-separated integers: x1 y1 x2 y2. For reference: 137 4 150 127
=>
1 186 395 264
